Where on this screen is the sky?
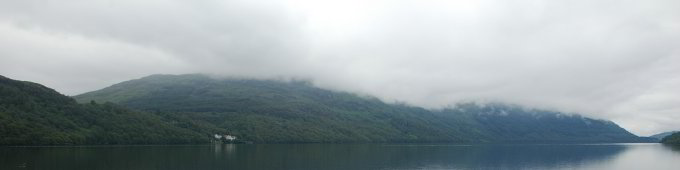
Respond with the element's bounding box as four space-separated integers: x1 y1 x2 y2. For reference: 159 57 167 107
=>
0 0 678 136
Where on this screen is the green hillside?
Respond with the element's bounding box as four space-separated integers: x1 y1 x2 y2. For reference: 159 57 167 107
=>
650 131 679 141
0 75 214 145
74 74 650 143
661 132 680 144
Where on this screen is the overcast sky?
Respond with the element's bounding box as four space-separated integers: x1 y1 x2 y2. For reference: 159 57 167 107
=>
1 0 678 136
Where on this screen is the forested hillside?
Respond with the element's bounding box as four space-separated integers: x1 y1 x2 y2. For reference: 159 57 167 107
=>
661 132 680 144
0 73 651 145
74 74 651 143
650 131 679 141
0 75 213 145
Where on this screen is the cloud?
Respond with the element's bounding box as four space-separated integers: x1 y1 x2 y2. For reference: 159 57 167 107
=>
0 22 191 95
0 0 679 135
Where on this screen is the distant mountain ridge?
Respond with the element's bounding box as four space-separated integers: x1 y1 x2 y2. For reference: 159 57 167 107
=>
650 131 679 141
661 132 680 144
74 74 653 143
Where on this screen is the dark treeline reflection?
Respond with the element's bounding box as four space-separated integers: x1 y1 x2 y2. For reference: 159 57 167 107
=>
663 144 680 152
0 144 633 170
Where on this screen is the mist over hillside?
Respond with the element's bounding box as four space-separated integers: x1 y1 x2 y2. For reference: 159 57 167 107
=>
2 0 679 136
73 74 652 143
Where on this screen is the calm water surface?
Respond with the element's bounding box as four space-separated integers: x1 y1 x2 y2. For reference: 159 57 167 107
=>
1 143 679 170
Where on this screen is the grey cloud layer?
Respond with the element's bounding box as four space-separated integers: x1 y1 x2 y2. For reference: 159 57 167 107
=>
0 0 678 135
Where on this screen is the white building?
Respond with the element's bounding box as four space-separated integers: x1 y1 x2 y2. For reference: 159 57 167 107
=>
214 133 237 141
224 135 237 141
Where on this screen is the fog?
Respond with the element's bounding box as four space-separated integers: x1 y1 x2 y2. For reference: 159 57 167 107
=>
1 0 679 136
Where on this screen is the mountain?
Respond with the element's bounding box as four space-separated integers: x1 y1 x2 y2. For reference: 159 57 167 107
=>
0 75 215 145
661 132 680 144
650 131 679 141
74 74 651 143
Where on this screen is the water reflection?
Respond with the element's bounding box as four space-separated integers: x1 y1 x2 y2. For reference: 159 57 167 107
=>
213 144 236 155
1 143 678 170
662 144 680 152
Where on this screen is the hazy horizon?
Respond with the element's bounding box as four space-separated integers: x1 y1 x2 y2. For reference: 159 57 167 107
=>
1 0 678 136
